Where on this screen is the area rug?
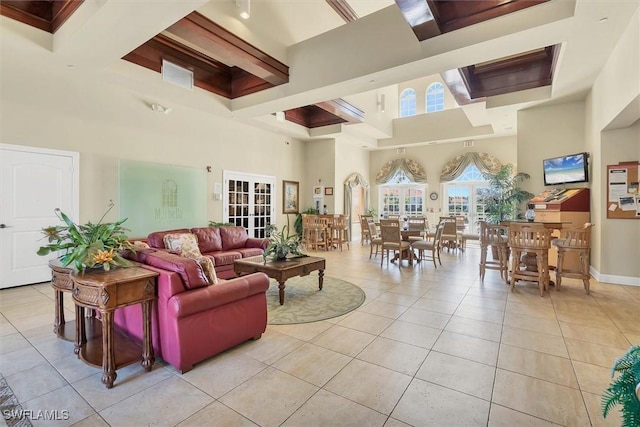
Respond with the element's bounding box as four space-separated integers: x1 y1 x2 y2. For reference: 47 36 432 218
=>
0 375 32 427
266 275 366 325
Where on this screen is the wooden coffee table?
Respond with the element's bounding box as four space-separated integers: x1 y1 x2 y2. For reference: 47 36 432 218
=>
234 256 326 305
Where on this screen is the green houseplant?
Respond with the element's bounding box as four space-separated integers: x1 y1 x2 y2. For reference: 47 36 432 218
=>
37 203 133 271
602 345 640 426
263 224 305 261
478 163 534 224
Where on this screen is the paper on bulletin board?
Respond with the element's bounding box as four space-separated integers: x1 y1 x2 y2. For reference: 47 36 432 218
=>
608 168 628 201
619 195 636 211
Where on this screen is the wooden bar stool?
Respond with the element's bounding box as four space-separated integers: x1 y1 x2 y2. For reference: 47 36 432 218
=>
552 223 593 294
478 221 509 284
507 223 552 297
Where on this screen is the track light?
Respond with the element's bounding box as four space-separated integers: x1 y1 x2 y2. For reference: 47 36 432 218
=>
235 0 250 19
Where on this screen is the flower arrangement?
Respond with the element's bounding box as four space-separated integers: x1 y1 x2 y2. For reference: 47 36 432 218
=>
37 202 133 271
263 224 305 261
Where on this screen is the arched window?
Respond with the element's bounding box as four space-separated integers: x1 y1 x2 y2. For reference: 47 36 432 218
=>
426 83 444 113
399 88 416 117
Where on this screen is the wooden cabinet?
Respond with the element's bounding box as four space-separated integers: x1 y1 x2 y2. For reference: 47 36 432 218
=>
530 188 590 269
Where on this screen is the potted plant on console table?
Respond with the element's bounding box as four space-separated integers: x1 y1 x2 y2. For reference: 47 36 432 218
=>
37 202 133 271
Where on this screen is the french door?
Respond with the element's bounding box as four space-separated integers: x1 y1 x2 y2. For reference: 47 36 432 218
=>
379 185 426 218
223 171 275 238
444 183 488 234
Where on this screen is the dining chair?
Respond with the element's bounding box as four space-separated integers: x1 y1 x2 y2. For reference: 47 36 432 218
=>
552 223 593 294
478 221 509 284
411 221 444 268
379 220 412 267
507 222 552 297
368 220 382 259
331 214 350 251
439 217 459 252
359 215 372 245
406 216 428 242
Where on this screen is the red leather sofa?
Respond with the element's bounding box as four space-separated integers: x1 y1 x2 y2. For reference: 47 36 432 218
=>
114 226 270 373
145 226 268 279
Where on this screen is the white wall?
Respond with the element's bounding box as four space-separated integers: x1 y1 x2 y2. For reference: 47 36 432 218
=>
586 8 640 284
517 101 587 197
334 140 370 215
0 52 306 229
303 139 336 213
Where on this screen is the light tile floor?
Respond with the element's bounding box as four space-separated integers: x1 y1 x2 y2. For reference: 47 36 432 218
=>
1 241 638 426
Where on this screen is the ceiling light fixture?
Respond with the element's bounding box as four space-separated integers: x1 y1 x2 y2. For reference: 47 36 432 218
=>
235 0 250 19
150 103 171 114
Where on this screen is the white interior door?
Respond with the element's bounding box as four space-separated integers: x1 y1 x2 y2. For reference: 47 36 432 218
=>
0 144 79 288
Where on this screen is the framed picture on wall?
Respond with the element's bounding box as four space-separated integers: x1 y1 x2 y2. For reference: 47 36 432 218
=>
324 187 333 196
313 186 323 195
282 180 299 214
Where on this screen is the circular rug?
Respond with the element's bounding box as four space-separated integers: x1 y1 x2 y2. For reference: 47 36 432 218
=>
266 275 366 325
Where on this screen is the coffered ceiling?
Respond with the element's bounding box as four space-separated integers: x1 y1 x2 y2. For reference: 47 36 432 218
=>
1 0 637 148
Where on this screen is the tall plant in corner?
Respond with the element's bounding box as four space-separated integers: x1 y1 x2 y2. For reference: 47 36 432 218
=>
602 345 640 426
477 163 533 224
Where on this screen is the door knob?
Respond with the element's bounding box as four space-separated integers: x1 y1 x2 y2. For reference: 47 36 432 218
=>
0 224 7 229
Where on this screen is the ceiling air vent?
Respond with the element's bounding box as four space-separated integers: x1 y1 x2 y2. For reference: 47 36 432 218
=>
162 59 194 90
396 148 406 154
463 140 474 148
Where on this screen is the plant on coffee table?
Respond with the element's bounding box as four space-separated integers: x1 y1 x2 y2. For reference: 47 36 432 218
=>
264 224 305 261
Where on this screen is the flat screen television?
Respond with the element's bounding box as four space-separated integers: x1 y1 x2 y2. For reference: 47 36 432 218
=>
543 152 589 186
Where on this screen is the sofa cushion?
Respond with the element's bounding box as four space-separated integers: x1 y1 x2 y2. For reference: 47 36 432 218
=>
209 251 242 267
147 229 190 249
163 233 202 258
236 247 264 258
191 227 223 253
219 226 249 250
145 251 209 289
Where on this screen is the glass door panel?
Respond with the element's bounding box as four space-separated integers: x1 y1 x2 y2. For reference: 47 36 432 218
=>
224 172 275 238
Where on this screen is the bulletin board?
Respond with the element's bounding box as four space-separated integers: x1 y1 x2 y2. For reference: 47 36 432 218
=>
606 162 640 219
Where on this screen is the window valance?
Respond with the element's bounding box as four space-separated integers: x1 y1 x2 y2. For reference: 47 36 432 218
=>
375 158 428 184
440 152 502 182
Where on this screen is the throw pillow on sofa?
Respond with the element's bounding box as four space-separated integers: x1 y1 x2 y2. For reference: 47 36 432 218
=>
163 233 219 285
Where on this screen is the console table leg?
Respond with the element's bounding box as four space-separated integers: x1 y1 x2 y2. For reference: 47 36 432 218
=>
141 301 154 371
74 305 85 356
318 269 324 291
53 290 64 335
278 281 286 305
100 310 117 389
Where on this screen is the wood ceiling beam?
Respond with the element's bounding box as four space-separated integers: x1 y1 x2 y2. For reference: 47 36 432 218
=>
162 12 289 86
315 99 364 124
394 0 442 41
0 0 83 33
325 0 358 23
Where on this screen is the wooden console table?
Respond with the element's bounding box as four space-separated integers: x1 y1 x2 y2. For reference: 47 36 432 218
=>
71 266 158 389
49 259 76 341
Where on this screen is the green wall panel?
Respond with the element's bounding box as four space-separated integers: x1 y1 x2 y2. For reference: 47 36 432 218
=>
119 160 207 237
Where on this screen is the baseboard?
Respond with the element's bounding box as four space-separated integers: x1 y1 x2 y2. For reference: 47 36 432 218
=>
590 266 640 286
